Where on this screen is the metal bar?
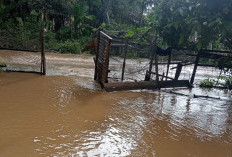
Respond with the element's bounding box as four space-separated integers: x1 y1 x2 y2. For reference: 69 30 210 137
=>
174 48 232 54
190 52 200 84
40 13 46 75
174 63 183 80
100 31 113 40
121 39 128 81
165 52 172 80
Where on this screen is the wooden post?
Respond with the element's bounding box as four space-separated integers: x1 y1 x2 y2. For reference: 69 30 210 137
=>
52 18 55 31
190 52 200 84
70 16 74 40
174 63 183 80
146 37 158 81
41 13 46 75
121 39 128 81
147 57 153 81
161 72 165 81
94 31 100 80
165 51 172 80
154 42 159 82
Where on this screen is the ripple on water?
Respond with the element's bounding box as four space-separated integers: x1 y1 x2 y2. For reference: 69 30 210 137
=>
0 51 232 157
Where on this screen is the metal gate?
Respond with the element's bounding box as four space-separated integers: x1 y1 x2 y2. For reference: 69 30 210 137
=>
94 31 112 86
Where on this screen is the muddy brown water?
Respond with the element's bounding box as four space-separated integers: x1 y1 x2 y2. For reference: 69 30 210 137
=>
0 50 231 157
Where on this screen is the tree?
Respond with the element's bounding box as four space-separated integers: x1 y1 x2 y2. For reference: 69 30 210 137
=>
148 0 232 50
73 3 94 37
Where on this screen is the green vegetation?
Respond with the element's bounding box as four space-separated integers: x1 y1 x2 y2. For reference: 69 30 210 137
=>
217 57 232 71
48 40 80 54
148 0 232 50
1 0 232 52
225 77 232 89
200 76 232 90
0 0 155 53
199 79 215 88
0 63 6 71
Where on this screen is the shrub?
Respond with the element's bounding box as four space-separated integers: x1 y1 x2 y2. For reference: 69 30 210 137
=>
200 77 232 90
225 77 232 90
49 40 81 54
199 79 215 87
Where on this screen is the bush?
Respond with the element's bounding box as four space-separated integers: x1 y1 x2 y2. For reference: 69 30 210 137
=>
200 77 232 90
46 32 93 54
0 10 40 50
56 26 72 41
78 36 92 48
199 79 215 87
225 77 232 90
49 40 81 54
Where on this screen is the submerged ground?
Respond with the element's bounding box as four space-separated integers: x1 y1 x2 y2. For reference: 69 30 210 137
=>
0 50 231 157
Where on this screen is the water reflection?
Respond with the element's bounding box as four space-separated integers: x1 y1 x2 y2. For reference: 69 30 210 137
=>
156 91 231 138
32 90 232 156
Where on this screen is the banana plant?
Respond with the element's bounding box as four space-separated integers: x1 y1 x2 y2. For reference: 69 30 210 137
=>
74 4 95 37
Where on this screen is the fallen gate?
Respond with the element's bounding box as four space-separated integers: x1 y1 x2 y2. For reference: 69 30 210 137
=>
94 31 112 86
94 31 191 92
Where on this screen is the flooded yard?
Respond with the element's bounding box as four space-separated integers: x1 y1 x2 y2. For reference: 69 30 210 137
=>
0 50 231 156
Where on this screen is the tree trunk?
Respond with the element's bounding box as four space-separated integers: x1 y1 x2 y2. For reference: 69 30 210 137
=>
101 0 111 24
139 1 145 25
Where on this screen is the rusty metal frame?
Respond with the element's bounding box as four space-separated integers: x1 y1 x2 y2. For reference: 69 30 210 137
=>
94 31 112 87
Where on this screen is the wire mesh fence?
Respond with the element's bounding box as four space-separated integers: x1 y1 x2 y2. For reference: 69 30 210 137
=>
0 13 44 74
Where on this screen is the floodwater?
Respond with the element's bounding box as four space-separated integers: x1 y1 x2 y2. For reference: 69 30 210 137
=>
0 50 231 157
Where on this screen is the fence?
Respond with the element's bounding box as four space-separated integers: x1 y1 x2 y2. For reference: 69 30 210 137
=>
0 13 46 75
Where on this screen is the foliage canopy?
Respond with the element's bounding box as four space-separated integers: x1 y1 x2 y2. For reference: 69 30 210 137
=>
149 0 232 50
